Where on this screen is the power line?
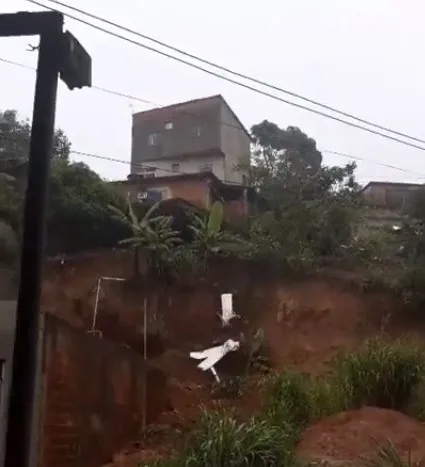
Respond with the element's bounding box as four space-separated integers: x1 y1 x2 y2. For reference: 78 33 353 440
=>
0 56 246 134
38 0 425 146
0 57 155 107
1 129 425 180
321 150 425 177
24 0 425 153
6 51 422 174
70 149 425 180
1 56 424 178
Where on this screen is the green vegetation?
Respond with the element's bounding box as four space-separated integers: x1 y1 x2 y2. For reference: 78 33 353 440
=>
0 109 71 162
146 337 425 466
331 337 425 410
47 160 128 254
148 408 298 467
109 198 182 275
2 109 424 314
360 440 424 467
3 110 425 466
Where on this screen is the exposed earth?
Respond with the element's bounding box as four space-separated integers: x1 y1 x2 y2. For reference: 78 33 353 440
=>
297 407 425 465
40 252 425 465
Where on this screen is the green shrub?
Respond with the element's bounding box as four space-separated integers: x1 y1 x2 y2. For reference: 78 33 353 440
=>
396 263 425 313
265 371 312 432
307 378 344 420
360 439 424 467
331 337 425 410
211 376 247 399
182 408 296 467
406 380 425 421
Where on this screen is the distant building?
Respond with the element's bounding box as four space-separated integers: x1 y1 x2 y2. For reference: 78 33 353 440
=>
111 171 258 223
361 181 424 210
131 95 251 185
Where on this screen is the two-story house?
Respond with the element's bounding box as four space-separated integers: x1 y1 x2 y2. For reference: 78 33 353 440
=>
131 94 251 184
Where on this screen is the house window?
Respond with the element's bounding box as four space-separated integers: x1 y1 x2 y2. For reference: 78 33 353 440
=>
171 163 180 172
147 133 160 146
164 121 173 130
136 192 148 201
199 163 212 173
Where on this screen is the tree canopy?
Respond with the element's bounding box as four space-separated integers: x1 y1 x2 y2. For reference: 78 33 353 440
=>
0 109 71 164
46 160 129 254
243 120 361 265
247 120 357 209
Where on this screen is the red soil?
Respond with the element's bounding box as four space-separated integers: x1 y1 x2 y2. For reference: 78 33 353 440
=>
41 252 425 465
297 407 425 464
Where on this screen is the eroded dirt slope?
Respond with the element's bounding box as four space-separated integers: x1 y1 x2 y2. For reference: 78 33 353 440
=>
41 251 425 465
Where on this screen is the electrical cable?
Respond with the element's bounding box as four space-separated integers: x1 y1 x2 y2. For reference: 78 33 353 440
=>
24 0 425 153
39 0 425 146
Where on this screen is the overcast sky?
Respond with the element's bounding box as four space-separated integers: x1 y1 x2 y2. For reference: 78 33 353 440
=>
2 0 425 184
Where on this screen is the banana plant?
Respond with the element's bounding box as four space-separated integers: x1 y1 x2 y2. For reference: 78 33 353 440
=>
189 201 251 257
109 197 182 275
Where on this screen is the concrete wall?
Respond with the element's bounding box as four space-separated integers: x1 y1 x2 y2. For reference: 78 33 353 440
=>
115 176 212 211
220 103 251 184
138 152 226 181
131 99 221 167
131 96 251 184
362 184 422 210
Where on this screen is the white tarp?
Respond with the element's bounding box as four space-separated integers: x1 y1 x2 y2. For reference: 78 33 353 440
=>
190 339 240 382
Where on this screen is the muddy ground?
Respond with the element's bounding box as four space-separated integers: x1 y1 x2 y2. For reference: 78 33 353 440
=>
41 251 425 465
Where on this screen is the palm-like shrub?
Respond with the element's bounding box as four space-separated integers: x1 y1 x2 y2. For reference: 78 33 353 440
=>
110 198 181 274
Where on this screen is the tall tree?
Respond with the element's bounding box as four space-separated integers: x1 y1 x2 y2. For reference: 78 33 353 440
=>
247 120 357 210
46 160 129 254
244 120 360 261
0 109 71 165
251 120 323 172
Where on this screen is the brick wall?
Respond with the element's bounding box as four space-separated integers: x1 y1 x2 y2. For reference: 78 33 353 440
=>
117 176 211 210
223 199 247 222
39 313 167 467
167 177 210 209
362 183 422 210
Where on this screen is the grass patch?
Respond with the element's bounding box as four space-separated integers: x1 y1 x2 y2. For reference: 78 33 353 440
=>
265 371 312 432
145 338 425 466
264 370 344 431
359 439 424 467
406 380 425 422
211 376 247 399
331 337 425 411
149 407 298 467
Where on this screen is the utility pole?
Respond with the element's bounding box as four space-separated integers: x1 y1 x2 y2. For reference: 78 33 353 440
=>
0 11 91 467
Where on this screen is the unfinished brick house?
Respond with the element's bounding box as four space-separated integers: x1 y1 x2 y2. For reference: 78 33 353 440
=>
111 171 257 223
361 181 423 210
130 95 251 185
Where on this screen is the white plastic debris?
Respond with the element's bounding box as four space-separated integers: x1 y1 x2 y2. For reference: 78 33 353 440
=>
218 293 240 326
190 339 240 382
